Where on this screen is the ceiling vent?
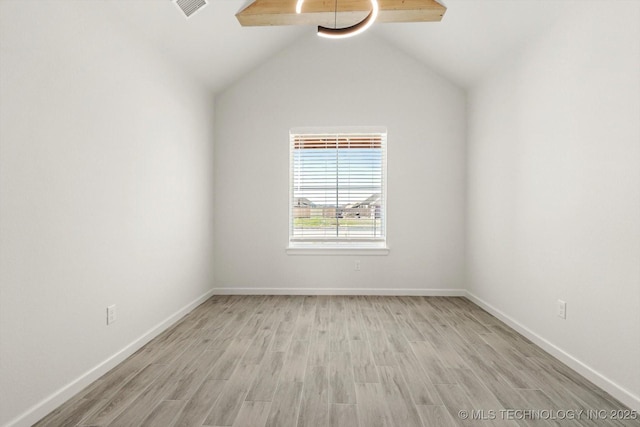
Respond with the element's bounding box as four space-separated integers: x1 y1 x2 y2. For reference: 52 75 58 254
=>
174 0 207 18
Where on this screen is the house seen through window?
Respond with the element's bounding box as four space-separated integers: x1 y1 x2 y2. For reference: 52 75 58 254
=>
289 128 387 248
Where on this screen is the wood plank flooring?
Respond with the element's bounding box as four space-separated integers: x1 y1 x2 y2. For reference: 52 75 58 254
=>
35 296 640 427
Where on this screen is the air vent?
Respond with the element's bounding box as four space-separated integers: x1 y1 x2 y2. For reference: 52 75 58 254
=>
174 0 207 18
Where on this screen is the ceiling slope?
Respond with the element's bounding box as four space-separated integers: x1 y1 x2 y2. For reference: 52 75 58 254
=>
102 0 304 94
100 0 581 93
374 0 581 87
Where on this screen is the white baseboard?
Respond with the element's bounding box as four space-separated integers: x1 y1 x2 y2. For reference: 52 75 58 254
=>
5 288 216 427
211 287 466 296
465 291 640 411
15 288 634 427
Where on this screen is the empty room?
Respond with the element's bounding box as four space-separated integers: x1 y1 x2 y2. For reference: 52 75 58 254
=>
1 0 639 426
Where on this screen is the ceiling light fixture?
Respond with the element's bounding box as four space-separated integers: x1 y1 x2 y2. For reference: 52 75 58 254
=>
296 0 379 39
237 1 446 28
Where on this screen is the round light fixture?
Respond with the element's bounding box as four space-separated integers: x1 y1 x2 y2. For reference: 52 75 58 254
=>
296 0 379 39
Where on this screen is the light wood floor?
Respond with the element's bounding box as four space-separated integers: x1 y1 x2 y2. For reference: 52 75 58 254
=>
35 296 639 427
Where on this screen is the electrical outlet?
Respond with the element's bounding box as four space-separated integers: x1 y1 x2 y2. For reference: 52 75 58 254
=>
355 260 361 271
557 300 566 319
107 305 117 325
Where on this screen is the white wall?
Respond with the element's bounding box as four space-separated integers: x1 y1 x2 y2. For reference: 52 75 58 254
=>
214 33 466 294
0 2 215 426
466 2 640 409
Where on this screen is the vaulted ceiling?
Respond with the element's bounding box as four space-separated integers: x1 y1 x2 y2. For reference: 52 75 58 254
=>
102 0 581 93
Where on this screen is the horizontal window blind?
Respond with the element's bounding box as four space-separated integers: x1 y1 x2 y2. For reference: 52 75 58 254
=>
290 131 386 243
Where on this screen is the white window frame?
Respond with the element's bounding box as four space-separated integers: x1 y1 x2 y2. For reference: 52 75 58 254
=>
287 127 389 256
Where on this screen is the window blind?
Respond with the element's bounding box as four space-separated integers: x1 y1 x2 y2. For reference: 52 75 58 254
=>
290 131 386 243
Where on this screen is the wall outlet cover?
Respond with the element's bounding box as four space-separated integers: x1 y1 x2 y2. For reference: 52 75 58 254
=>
557 300 566 319
107 305 117 325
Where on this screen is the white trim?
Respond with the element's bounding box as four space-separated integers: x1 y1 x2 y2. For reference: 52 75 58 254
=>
211 287 466 296
15 287 635 426
5 288 216 427
465 291 640 411
289 127 388 247
286 246 390 256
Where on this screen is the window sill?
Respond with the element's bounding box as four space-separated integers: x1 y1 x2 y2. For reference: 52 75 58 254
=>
286 244 390 256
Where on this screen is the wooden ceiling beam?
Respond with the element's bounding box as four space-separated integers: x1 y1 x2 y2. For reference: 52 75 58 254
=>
236 0 446 27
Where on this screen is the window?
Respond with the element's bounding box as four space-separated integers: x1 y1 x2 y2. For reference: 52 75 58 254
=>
288 128 388 254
